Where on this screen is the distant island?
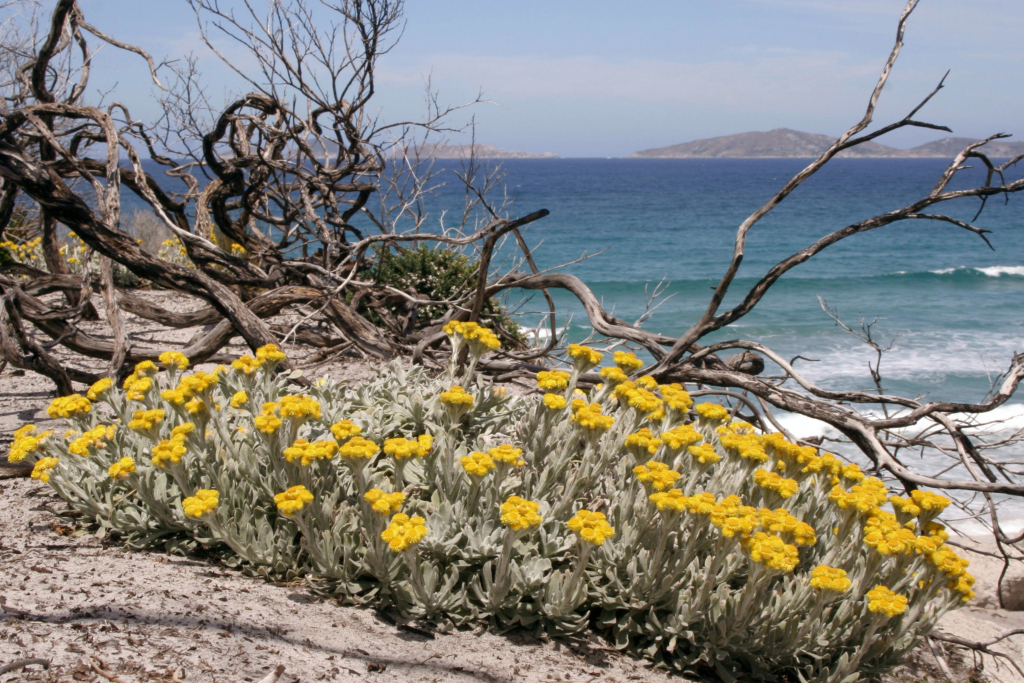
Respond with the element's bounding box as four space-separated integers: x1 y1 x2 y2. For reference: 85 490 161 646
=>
631 128 1024 159
402 143 558 160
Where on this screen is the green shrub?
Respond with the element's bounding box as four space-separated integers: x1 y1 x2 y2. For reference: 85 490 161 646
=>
11 334 970 683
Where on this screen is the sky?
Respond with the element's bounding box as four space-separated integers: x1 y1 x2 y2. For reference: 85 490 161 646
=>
55 0 1024 157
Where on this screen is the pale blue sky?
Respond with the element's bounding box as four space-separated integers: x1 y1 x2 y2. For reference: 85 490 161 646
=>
71 0 1024 157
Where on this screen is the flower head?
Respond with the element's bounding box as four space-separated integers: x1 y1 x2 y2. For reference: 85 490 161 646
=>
274 485 314 516
158 351 190 370
230 391 248 409
649 490 689 513
613 351 644 372
9 425 52 463
633 461 681 492
567 509 615 546
279 394 321 421
600 366 628 385
694 402 730 423
283 438 339 466
151 436 187 468
330 420 362 441
31 456 59 483
47 394 91 419
339 436 380 460
571 403 614 433
254 403 282 434
108 457 136 480
461 451 496 477
567 344 603 372
866 585 908 618
182 489 219 518
128 409 165 433
687 443 721 465
364 488 405 515
624 428 662 457
660 424 703 451
381 513 428 551
440 385 475 410
68 425 116 456
232 355 263 374
86 378 112 401
500 495 542 531
256 344 287 363
754 469 799 499
488 444 524 467
536 370 571 392
810 565 851 592
743 532 800 572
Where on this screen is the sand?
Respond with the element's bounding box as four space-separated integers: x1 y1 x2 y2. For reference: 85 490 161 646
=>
3 289 1024 682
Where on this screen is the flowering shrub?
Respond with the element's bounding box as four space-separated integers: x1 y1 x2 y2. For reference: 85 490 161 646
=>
10 336 972 682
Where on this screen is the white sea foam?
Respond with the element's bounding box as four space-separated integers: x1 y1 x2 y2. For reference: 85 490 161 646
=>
929 267 958 275
976 265 1024 277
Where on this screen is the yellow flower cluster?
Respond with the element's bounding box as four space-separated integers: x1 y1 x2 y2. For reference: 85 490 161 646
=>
613 351 645 372
128 409 165 432
754 469 799 499
536 370 571 392
275 485 314 516
862 511 917 556
279 395 321 421
649 489 689 513
571 402 614 432
911 489 951 514
254 403 283 434
687 443 721 465
660 383 694 413
829 477 889 514
151 434 188 468
108 457 136 479
283 439 339 466
660 424 703 451
759 433 818 464
633 461 681 492
0 236 43 264
624 387 664 416
624 428 662 456
364 488 405 515
182 489 219 518
718 424 769 462
158 351 190 370
231 355 263 374
809 565 852 592
339 436 380 460
842 463 865 482
708 495 761 538
330 420 362 440
47 394 92 419
86 377 112 401
442 321 501 351
567 509 616 546
384 434 433 459
488 444 524 467
381 513 429 551
256 344 287 363
69 425 116 456
440 385 475 408
866 585 908 617
542 393 567 411
8 425 51 463
31 456 59 483
230 391 248 409
636 375 658 390
500 496 542 531
694 402 730 422
461 451 496 477
600 366 628 384
567 344 604 371
162 370 219 405
759 508 816 546
743 532 800 572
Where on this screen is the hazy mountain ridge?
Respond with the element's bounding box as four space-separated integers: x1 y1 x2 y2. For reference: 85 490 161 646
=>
401 143 558 160
631 129 1024 159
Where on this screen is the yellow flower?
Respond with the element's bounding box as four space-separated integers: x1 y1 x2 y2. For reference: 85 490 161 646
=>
633 461 681 492
8 426 53 463
613 351 644 372
230 391 248 409
719 428 769 463
624 428 662 457
709 496 761 539
743 532 800 572
567 344 604 373
461 451 495 477
809 565 851 592
758 508 816 546
659 424 702 451
254 403 282 434
46 394 92 419
184 398 206 415
694 402 730 422
283 438 339 466
384 434 433 459
571 403 614 432
133 360 158 376
108 457 136 480
443 321 501 352
182 489 219 518
536 370 571 392
151 436 187 468
158 351 190 370
274 485 314 516
256 343 287 363
128 409 165 432
231 355 264 374
542 393 567 411
600 366 628 384
866 585 908 617
68 425 116 456
951 572 976 602
660 383 694 412
842 463 865 482
488 444 524 467
684 443 719 465
86 377 112 401
567 509 615 546
123 375 153 402
31 456 59 483
754 469 799 499
339 436 380 460
330 420 362 441
649 490 689 513
381 513 429 551
364 488 405 515
500 495 542 531
279 395 321 421
910 489 951 514
440 385 475 408
889 495 922 518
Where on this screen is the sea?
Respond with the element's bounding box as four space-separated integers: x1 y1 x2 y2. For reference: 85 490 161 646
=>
129 157 1024 528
